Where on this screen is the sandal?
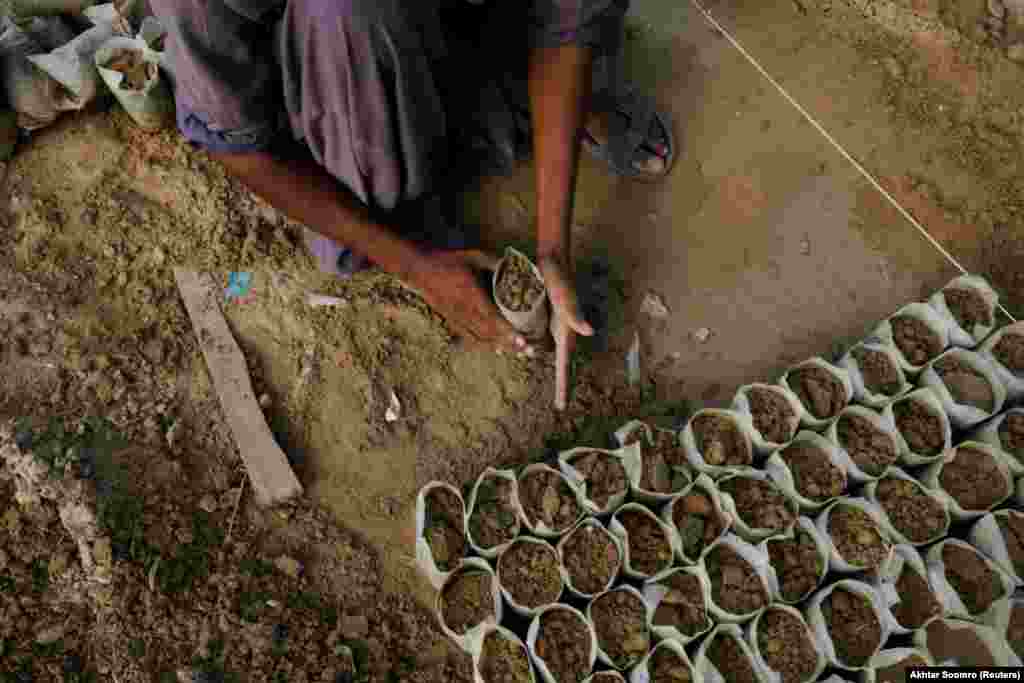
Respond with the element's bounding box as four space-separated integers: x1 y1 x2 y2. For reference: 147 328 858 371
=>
582 88 676 181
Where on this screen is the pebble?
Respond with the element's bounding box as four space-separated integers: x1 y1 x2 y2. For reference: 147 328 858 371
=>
693 328 712 343
274 555 302 579
1008 43 1024 62
640 292 671 318
198 495 218 513
36 624 65 645
258 393 272 409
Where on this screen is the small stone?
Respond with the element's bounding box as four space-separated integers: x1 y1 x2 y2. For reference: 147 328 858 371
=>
198 495 218 513
641 291 671 318
274 555 302 579
1008 43 1024 62
799 237 812 255
990 0 1006 18
693 327 712 343
258 393 272 409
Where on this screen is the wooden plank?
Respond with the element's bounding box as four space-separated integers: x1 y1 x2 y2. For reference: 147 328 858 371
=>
174 269 303 506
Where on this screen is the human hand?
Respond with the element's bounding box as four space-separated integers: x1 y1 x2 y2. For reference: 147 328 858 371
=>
539 256 594 410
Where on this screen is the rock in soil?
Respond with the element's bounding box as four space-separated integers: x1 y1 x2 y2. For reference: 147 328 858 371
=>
939 446 1009 512
650 644 693 682
561 523 621 595
481 630 532 683
788 366 847 420
707 632 759 683
891 564 942 629
944 287 993 331
997 512 1024 577
672 492 727 560
498 540 563 609
892 399 944 457
923 620 999 667
942 544 1006 614
779 441 845 502
767 530 824 603
652 571 710 636
469 475 520 550
852 347 903 397
718 476 795 534
874 476 946 544
756 608 818 683
590 589 650 669
691 414 751 467
875 654 929 683
837 413 898 476
934 357 995 412
1008 604 1024 659
746 387 797 444
993 333 1024 375
442 570 496 634
495 252 544 312
999 413 1024 461
425 487 466 571
828 505 890 569
618 509 673 576
534 609 592 683
822 588 882 668
705 544 768 616
519 469 582 534
570 451 628 508
891 315 943 366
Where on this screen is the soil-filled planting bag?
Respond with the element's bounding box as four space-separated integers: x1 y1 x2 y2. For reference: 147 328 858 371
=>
586 585 651 671
826 406 901 484
628 638 697 683
970 408 1024 477
472 625 537 683
641 564 713 645
0 16 63 130
914 617 1022 667
497 536 566 618
613 420 693 505
526 603 598 683
680 408 756 478
703 533 776 624
660 473 732 565
969 510 1024 585
928 275 1000 349
416 481 468 590
26 24 114 113
747 604 826 683
558 444 641 515
764 431 848 512
805 579 899 671
759 516 830 605
921 442 1013 521
732 383 805 455
517 463 585 539
693 623 774 683
838 340 911 408
882 389 952 467
779 357 853 430
585 673 625 683
874 303 951 374
557 517 623 600
437 558 503 654
926 539 1018 621
859 648 934 683
610 502 679 580
493 247 549 339
466 467 522 559
863 468 950 547
919 349 1006 430
979 322 1024 401
717 471 798 542
980 597 1024 664
868 544 943 635
95 36 174 129
815 497 893 574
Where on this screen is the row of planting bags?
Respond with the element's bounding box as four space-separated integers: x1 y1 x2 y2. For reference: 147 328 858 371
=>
415 273 1024 683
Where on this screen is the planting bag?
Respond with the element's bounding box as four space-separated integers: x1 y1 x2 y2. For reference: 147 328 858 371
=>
629 638 698 683
558 443 641 515
838 340 911 408
436 558 503 654
815 497 894 574
471 626 537 683
731 383 805 454
979 322 1024 401
660 473 732 565
863 468 950 546
703 533 777 624
925 539 1018 621
492 247 549 339
873 302 951 374
680 408 757 478
465 467 521 559
747 605 826 683
968 511 1024 584
882 389 952 467
764 430 848 512
556 517 624 600
526 604 598 683
95 35 173 129
610 502 679 580
804 579 900 671
641 564 714 645
919 349 1005 430
928 274 1000 348
693 623 776 683
825 405 901 484
414 481 467 590
921 442 1014 521
779 357 853 430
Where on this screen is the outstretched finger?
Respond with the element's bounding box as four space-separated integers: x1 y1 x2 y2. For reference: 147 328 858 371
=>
554 329 571 410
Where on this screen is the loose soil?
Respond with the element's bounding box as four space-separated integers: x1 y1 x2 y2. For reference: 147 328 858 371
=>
942 544 1006 614
822 588 882 668
993 333 1024 375
534 609 592 683
651 571 710 636
498 540 563 609
561 523 620 596
891 315 943 366
767 531 824 603
876 655 928 683
104 48 154 91
1008 605 1024 659
690 414 751 467
617 509 673 576
944 287 993 332
469 475 520 550
938 446 1008 511
788 366 847 420
590 589 649 669
828 505 890 569
589 675 624 683
495 252 544 313
519 469 582 534
852 347 904 397
779 441 845 502
756 608 818 683
874 476 947 544
934 357 995 412
705 544 768 616
569 451 629 509
718 476 795 534
707 632 758 683
999 413 1024 460
442 571 496 634
892 399 945 457
649 645 693 683
891 564 942 629
622 424 687 469
481 630 532 683
746 387 797 444
837 413 898 476
997 512 1024 577
638 447 690 495
923 620 998 667
425 487 467 572
672 491 727 560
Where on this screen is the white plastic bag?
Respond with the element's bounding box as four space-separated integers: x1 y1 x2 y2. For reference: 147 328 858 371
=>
660 473 732 565
731 383 805 454
436 558 503 654
609 502 679 580
693 623 775 683
517 463 585 539
641 564 713 645
858 648 934 683
747 605 826 683
815 497 893 574
717 470 798 542
863 468 950 546
526 604 598 683
918 349 1006 429
492 247 549 339
556 517 623 600
867 544 941 635
585 585 650 670
0 17 61 130
764 431 848 512
612 421 692 506
968 511 1024 584
873 303 951 373
703 533 778 624
914 617 1022 667
928 274 1000 348
496 536 566 618
629 638 698 683
926 539 1017 621
882 389 952 467
558 444 641 515
27 24 114 112
969 408 1024 476
415 481 467 590
471 625 537 683
978 322 1024 401
758 517 830 605
825 406 901 484
778 357 853 430
465 467 521 559
10 0 94 16
921 442 1014 521
95 35 174 129
838 340 911 408
980 597 1024 665
804 579 899 671
680 408 757 478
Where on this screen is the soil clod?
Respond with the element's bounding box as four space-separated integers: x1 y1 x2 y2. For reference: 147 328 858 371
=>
767 530 824 603
499 540 563 609
923 620 998 666
425 487 466 571
651 571 710 636
519 469 582 535
788 366 847 420
998 413 1024 461
779 441 845 502
649 645 693 682
691 414 751 467
590 589 650 669
942 544 1005 614
939 446 1008 512
934 357 995 412
570 451 629 508
828 505 890 569
617 509 673 576
993 333 1024 375
1008 605 1024 659
442 570 496 634
757 608 818 683
892 399 944 457
891 315 943 366
852 347 903 396
996 512 1024 577
561 523 620 596
719 476 795 534
837 413 898 476
891 564 942 629
481 630 533 683
707 632 758 683
534 609 592 683
944 287 993 331
496 252 545 312
672 491 727 560
469 475 520 550
746 387 797 444
874 476 946 544
705 544 768 616
822 588 882 668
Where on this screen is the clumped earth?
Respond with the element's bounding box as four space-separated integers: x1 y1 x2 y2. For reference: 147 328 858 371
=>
999 413 1024 460
534 609 592 683
942 544 1006 614
933 357 995 412
590 673 626 683
922 620 998 667
469 475 520 550
518 469 582 535
822 588 882 668
828 505 890 569
939 446 1008 512
892 398 945 457
425 487 467 571
651 571 710 637
705 544 768 617
890 315 943 366
1008 604 1024 659
495 252 544 313
672 490 727 560
779 441 845 502
876 655 929 683
690 414 751 467
993 333 1024 375
745 387 797 444
590 589 649 669
622 423 687 469
944 287 993 332
874 476 947 543
891 564 942 629
718 476 795 534
707 632 758 683
636 431 691 495
767 530 824 603
569 451 629 509
788 366 847 420
852 347 904 397
498 539 562 609
617 508 672 576
104 48 154 91
480 630 532 683
442 570 495 634
997 512 1024 577
560 522 620 596
837 413 898 476
649 644 693 682
756 608 818 683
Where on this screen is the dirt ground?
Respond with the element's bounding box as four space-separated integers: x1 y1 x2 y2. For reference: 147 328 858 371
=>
2 0 1024 679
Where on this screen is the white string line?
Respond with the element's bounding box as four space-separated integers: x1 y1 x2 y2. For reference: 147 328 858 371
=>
687 0 1018 323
